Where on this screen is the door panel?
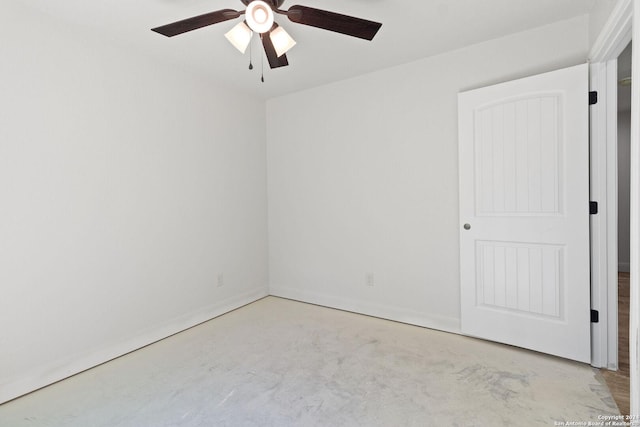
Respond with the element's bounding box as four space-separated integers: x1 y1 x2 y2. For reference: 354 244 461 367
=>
458 64 590 363
475 95 562 216
476 241 563 318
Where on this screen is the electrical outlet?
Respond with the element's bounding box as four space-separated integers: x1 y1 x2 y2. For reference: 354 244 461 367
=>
217 273 224 288
366 273 374 287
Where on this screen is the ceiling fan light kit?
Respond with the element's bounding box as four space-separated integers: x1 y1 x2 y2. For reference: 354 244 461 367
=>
245 1 274 33
151 0 382 74
269 25 296 57
225 21 253 53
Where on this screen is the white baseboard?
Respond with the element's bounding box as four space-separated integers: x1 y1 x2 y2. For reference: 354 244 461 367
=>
0 287 268 405
619 262 631 272
269 285 461 335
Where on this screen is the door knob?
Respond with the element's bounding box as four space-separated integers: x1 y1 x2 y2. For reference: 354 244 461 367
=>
463 223 471 230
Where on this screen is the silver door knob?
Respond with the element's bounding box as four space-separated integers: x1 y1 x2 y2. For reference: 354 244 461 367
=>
463 224 471 230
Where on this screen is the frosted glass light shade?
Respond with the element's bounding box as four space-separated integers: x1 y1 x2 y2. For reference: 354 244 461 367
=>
245 1 274 34
270 25 296 57
225 22 253 53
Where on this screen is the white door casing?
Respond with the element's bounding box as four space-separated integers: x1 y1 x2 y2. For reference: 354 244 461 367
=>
458 64 591 363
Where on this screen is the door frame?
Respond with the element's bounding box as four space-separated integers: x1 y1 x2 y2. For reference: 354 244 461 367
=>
589 58 617 370
588 0 630 368
589 0 639 416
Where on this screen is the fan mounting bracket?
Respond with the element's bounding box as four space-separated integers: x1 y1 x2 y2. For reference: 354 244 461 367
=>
241 0 285 8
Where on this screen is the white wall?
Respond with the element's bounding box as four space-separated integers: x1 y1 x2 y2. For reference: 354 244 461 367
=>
267 16 589 332
619 111 632 271
0 4 268 403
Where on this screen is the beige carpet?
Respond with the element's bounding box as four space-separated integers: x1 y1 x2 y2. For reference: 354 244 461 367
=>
0 296 618 426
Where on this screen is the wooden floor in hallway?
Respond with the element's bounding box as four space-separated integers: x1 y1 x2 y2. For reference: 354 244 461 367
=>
602 272 631 416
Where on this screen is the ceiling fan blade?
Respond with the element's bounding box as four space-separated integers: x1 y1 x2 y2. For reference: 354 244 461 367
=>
261 32 289 69
286 5 381 41
152 9 241 37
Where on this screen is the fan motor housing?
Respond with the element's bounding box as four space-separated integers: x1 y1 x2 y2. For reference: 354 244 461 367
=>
241 0 285 8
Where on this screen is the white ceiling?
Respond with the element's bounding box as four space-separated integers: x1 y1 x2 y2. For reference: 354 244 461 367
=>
22 0 596 99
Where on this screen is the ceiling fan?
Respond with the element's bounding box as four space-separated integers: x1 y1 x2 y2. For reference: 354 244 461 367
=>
151 0 382 70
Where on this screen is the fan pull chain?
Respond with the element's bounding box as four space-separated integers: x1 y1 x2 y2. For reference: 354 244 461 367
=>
261 43 265 83
248 34 254 70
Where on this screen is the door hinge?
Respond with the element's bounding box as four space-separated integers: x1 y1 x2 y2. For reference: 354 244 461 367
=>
591 309 599 323
589 91 598 105
590 201 598 215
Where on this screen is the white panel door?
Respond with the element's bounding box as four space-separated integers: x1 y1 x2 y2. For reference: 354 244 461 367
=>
458 64 590 363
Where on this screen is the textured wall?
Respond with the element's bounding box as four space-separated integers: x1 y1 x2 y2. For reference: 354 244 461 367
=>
267 16 589 332
0 3 268 403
